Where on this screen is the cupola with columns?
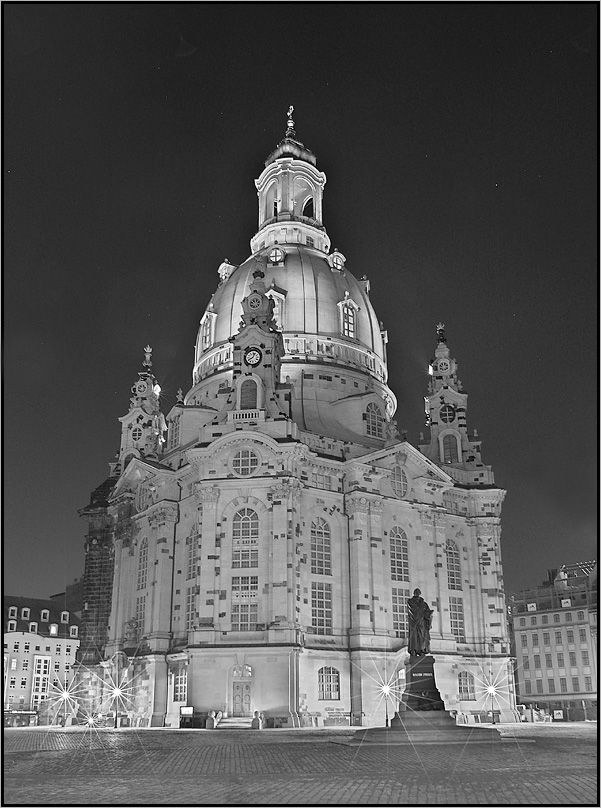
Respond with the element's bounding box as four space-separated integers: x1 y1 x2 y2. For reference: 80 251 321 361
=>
418 324 495 486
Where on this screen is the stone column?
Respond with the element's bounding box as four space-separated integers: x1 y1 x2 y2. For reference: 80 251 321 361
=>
147 504 178 653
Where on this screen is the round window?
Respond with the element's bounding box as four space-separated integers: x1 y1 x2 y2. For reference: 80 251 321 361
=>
440 404 456 424
269 247 284 264
132 427 143 442
391 466 408 498
232 449 260 476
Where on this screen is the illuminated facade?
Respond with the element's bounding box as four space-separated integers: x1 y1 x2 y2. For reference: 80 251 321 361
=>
77 112 516 727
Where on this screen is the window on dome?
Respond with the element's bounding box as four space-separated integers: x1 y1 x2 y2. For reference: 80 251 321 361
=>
342 305 355 338
365 403 384 438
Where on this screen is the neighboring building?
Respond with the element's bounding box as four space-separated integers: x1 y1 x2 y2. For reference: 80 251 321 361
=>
508 562 597 721
75 113 516 728
3 597 81 726
50 578 84 618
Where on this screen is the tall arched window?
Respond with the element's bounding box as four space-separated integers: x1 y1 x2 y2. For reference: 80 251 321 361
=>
137 538 148 590
318 666 340 700
302 197 314 219
311 518 331 576
187 535 199 580
232 508 259 568
390 527 409 582
365 403 384 438
240 379 258 410
442 434 459 464
391 466 408 498
342 304 356 338
445 540 462 590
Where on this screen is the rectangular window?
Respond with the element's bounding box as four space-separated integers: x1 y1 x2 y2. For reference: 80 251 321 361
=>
533 655 541 669
569 651 577 667
581 651 589 666
54 662 60 671
20 678 27 688
231 576 259 596
22 660 29 671
173 667 187 702
9 678 16 688
519 617 526 626
232 539 259 568
66 646 71 655
524 680 532 694
390 537 409 582
24 643 30 652
34 657 51 676
579 629 587 642
542 615 548 624
13 643 19 652
311 523 332 576
318 667 340 700
530 616 537 625
311 582 333 635
545 654 553 668
187 537 199 580
391 588 409 638
548 679 555 693
135 595 146 638
572 677 580 692
231 602 258 632
10 659 17 670
522 655 530 670
458 671 476 700
185 588 195 631
553 614 560 623
560 677 567 693
566 630 574 643
449 597 465 642
565 613 573 622
584 676 592 692
532 634 539 646
520 635 528 647
536 679 543 694
557 652 565 667
542 632 550 645
555 631 562 644
311 472 331 490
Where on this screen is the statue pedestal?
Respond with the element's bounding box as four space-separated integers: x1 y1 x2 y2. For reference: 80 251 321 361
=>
354 656 502 745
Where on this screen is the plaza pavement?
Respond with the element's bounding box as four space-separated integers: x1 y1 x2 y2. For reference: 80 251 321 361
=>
3 722 598 806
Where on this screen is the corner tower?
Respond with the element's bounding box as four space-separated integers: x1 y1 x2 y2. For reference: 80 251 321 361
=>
419 323 494 486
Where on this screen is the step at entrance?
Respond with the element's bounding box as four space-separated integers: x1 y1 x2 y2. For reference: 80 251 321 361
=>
216 716 252 729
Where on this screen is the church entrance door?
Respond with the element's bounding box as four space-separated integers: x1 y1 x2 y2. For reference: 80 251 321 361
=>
232 681 252 716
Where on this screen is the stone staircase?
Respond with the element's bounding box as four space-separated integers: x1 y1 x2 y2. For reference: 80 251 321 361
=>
216 715 252 730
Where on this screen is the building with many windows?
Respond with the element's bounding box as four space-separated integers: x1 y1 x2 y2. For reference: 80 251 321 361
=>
508 561 597 721
75 113 516 728
3 597 81 726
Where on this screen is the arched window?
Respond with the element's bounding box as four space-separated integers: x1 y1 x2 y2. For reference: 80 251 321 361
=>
137 538 148 590
458 671 475 700
201 314 214 351
8 606 17 619
442 434 459 464
365 403 384 438
390 527 409 582
232 508 259 568
29 622 38 633
318 666 340 700
302 197 314 219
391 466 408 498
311 518 331 576
173 667 188 702
40 610 49 622
239 379 258 410
7 620 17 632
445 540 462 590
21 608 30 620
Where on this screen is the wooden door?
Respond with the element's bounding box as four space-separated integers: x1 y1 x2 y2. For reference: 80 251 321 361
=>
232 681 252 716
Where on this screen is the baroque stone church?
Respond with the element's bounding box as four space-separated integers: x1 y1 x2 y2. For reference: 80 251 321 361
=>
77 112 516 728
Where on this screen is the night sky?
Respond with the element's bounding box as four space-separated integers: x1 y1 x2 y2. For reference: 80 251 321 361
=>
4 3 597 600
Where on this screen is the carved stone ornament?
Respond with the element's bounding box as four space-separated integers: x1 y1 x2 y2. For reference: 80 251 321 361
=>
346 495 370 515
196 486 220 509
270 479 303 503
148 504 179 528
370 500 383 517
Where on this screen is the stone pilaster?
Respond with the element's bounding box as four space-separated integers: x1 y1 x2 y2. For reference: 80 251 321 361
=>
146 504 178 651
269 479 302 629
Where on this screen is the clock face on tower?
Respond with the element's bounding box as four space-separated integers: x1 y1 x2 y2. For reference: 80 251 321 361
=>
248 294 262 310
244 347 262 367
135 381 148 395
437 359 450 374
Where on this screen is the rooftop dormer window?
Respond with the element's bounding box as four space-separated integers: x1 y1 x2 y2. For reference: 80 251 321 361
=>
21 608 30 620
8 606 17 619
29 622 38 634
61 611 69 624
41 609 49 622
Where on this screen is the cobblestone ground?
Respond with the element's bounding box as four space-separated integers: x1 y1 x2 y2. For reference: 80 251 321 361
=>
3 723 597 806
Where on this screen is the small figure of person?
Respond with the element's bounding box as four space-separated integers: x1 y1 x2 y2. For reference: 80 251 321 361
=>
407 588 433 656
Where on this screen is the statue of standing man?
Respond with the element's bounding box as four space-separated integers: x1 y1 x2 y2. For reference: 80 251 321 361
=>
407 588 433 656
